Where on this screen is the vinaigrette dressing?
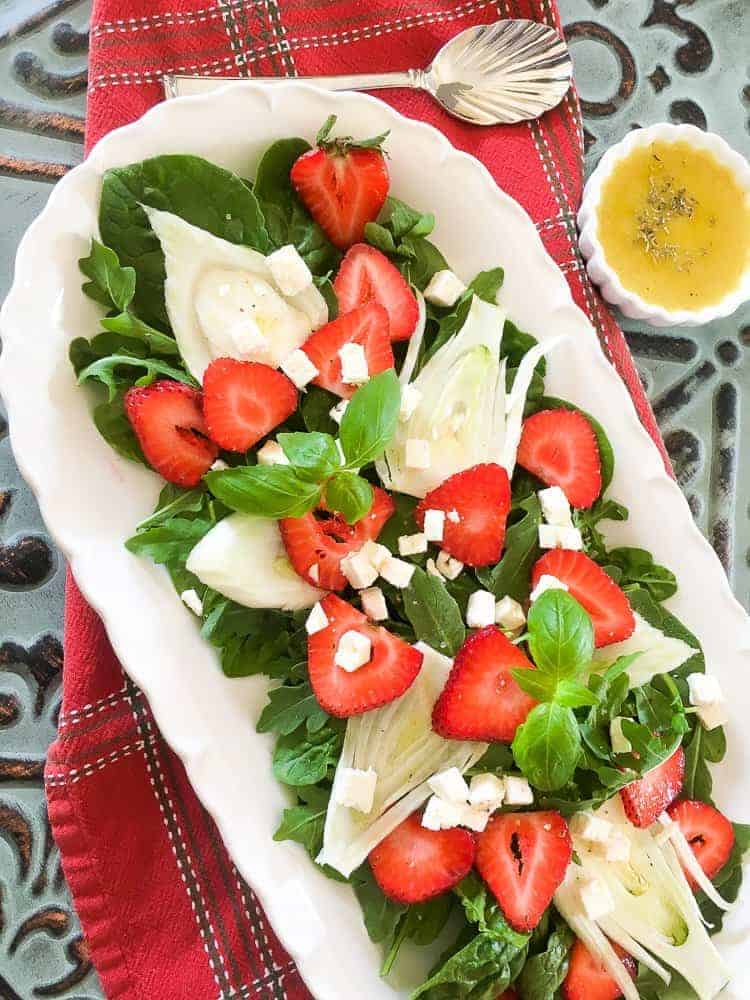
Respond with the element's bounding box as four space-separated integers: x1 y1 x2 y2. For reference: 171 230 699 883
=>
596 140 750 310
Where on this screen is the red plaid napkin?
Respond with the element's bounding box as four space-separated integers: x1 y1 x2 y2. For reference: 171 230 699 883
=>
46 2 668 998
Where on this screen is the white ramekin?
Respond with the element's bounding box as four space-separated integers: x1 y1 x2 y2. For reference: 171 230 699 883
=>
578 123 750 327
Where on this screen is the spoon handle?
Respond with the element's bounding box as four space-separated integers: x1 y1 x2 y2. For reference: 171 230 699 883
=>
163 71 421 99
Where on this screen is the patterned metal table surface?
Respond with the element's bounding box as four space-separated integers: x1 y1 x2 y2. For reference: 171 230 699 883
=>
0 1 747 996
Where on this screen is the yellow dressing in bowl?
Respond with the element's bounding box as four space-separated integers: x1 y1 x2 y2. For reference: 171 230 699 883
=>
596 140 750 311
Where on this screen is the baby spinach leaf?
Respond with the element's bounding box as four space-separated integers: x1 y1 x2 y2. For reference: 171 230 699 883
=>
423 293 473 361
401 235 449 290
324 472 373 524
536 396 614 493
384 197 435 240
351 865 407 945
516 919 574 1000
382 896 455 976
402 568 466 657
512 702 581 792
696 823 750 932
277 431 341 480
301 385 339 435
477 495 542 603
627 587 704 680
466 743 515 777
682 722 726 803
377 491 418 551
272 722 343 786
125 517 213 563
468 267 504 304
339 370 400 467
79 238 136 311
501 320 545 375
92 393 146 464
527 590 594 682
257 682 330 736
206 466 321 518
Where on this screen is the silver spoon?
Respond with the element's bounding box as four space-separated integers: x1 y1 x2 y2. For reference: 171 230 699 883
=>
163 19 572 126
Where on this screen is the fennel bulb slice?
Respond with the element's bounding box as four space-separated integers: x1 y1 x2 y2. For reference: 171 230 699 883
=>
185 513 324 610
591 613 694 688
318 642 487 877
555 796 731 1000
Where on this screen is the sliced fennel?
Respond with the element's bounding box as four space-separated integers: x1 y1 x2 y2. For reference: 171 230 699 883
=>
591 612 694 688
554 796 731 1000
657 813 733 913
398 289 426 387
185 513 324 610
318 642 487 877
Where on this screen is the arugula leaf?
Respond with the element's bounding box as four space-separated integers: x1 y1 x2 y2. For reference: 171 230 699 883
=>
627 587 704 680
272 722 343 786
206 466 321 518
527 590 594 682
468 268 504 304
201 596 301 679
100 310 180 356
125 517 213 563
339 370 400 467
512 702 581 792
79 238 136 311
516 918 574 999
273 784 330 857
477 495 542 603
324 472 373 524
277 431 340 481
77 352 197 400
402 568 466 657
351 865 407 944
256 683 330 736
501 320 545 375
682 722 726 803
535 396 614 493
466 743 515 777
136 484 208 531
607 547 678 601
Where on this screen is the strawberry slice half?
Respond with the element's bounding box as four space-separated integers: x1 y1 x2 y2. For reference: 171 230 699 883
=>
517 409 602 509
562 939 637 1000
368 811 476 904
620 746 685 828
432 626 538 742
279 486 394 591
290 118 389 250
667 799 735 888
125 380 218 487
334 244 419 342
202 358 298 452
308 594 423 717
476 811 572 932
301 301 394 399
531 550 635 647
416 463 511 567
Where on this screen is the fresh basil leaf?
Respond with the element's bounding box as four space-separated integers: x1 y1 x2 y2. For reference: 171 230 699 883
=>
468 267 504 304
125 517 213 563
272 723 343 786
501 320 545 376
516 919 574 999
351 865 407 945
555 679 599 708
339 370 400 467
536 396 614 493
324 472 373 524
402 568 466 657
206 466 321 519
512 702 581 792
477 495 542 603
257 682 330 736
510 668 558 704
92 393 146 464
100 310 180 356
277 431 341 481
79 238 136 312
77 353 197 400
527 590 594 682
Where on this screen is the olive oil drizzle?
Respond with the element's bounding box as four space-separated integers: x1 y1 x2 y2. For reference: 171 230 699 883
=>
635 153 707 272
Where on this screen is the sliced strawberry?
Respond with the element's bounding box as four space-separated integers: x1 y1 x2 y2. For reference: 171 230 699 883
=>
531 550 635 647
562 939 637 1000
517 409 602 509
497 991 518 1000
308 594 423 717
476 811 572 932
432 627 537 742
301 302 394 399
290 119 389 250
125 380 218 487
280 486 394 591
620 746 685 828
416 464 511 567
667 799 735 889
334 244 419 342
368 811 475 904
202 358 297 452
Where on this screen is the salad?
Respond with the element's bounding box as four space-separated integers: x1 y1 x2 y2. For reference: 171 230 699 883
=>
71 116 748 999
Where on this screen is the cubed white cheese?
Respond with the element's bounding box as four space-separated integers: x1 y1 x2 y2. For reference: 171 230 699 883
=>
334 630 372 672
329 399 349 425
421 795 464 831
340 548 379 590
610 716 632 754
281 348 318 389
466 590 496 628
428 767 469 804
361 540 391 573
598 830 631 863
399 384 422 422
423 269 467 308
436 550 463 580
468 773 506 811
308 564 320 584
180 588 203 616
267 244 313 297
426 558 443 579
305 602 329 636
334 766 378 813
360 586 388 622
538 486 572 527
578 876 615 921
405 438 431 470
538 524 583 550
447 509 461 524
460 805 492 833
398 532 428 556
210 459 229 471
495 595 526 632
503 775 534 806
529 574 569 602
256 440 289 466
696 700 729 730
338 342 369 385
687 673 728 730
423 509 445 542
571 812 613 844
379 556 416 589
230 315 270 360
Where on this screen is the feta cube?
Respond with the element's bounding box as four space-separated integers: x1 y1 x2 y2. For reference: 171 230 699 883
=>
503 775 534 806
426 558 443 579
340 547 379 590
423 269 467 308
334 767 378 813
308 564 320 584
428 767 469 804
256 440 289 466
598 830 631 863
405 438 431 470
538 524 583 550
267 244 313 297
379 556 416 589
180 588 203 616
305 602 329 636
460 805 492 833
210 459 229 471
334 630 372 672
423 509 445 542
436 550 463 580
529 574 568 602
398 532 428 556
687 673 728 730
578 876 615 921
281 348 318 389
447 509 461 524
361 540 391 572
571 812 613 845
466 590 496 628
338 342 369 385
609 716 632 754
399 384 422 421
421 795 464 831
230 315 270 360
495 595 526 632
468 773 506 811
538 486 572 527
696 700 729 730
360 586 388 621
329 399 349 425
